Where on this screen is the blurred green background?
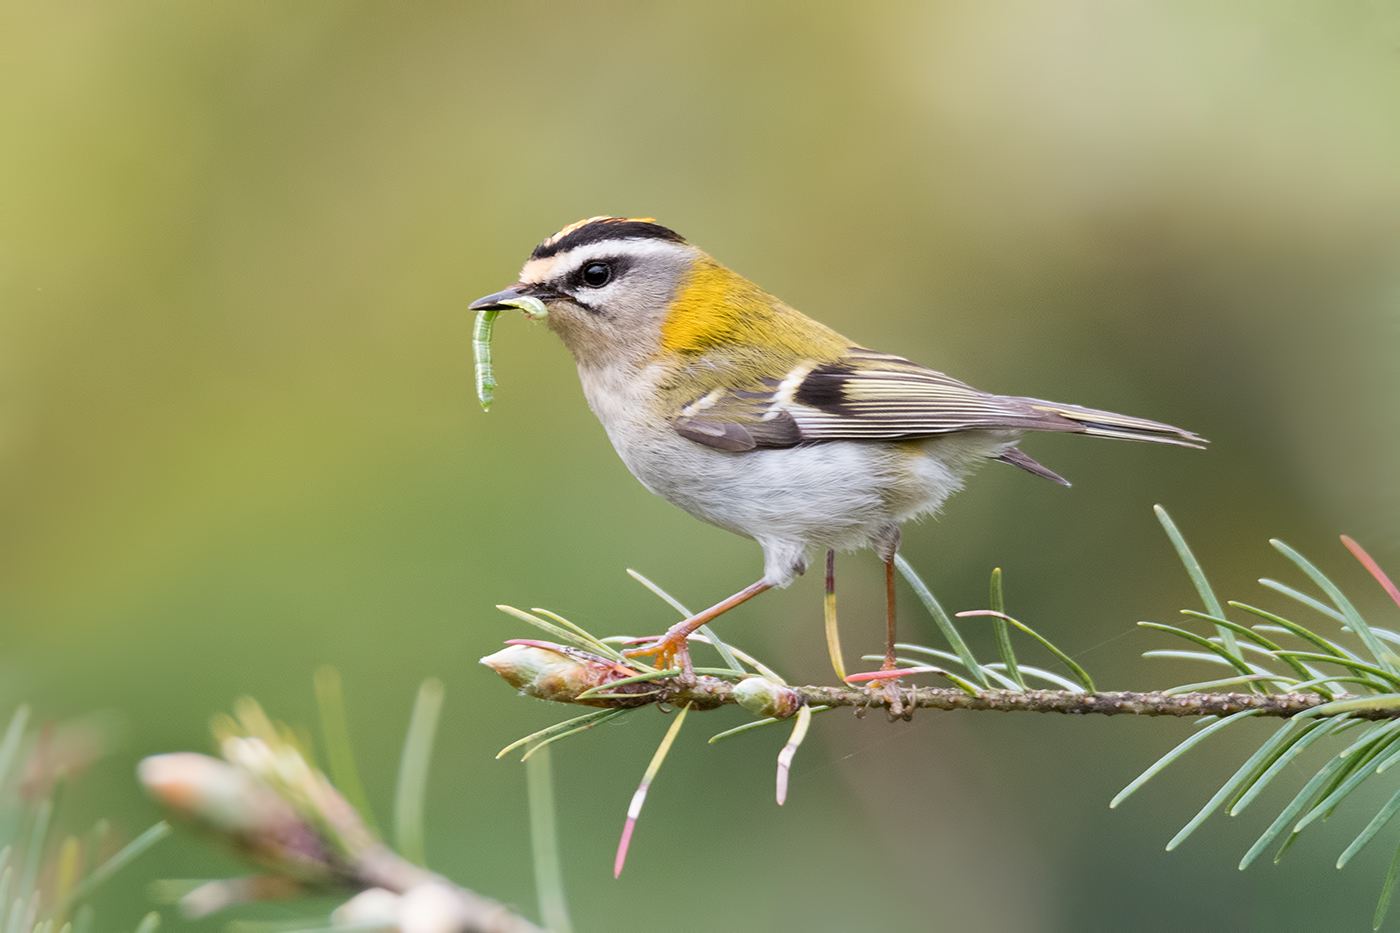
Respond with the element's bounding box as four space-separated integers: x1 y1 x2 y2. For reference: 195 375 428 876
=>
4 1 1400 929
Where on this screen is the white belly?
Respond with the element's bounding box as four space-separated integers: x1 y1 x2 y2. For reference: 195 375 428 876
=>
611 417 1014 582
579 362 1016 585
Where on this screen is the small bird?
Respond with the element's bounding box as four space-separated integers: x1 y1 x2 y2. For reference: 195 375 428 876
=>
471 216 1202 685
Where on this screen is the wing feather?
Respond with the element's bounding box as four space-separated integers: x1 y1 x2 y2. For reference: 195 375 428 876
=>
669 347 1204 452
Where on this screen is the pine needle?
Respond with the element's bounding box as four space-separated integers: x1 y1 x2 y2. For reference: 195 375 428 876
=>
1112 711 1261 809
958 610 1094 692
776 705 812 806
0 707 29 792
1341 784 1400 869
1343 536 1400 612
1375 838 1400 930
625 570 744 674
1155 505 1240 660
520 712 632 760
526 746 572 933
1272 539 1397 676
59 823 170 914
1239 726 1354 869
497 709 627 761
988 569 1024 690
394 679 444 867
312 667 378 836
896 556 986 687
614 704 691 878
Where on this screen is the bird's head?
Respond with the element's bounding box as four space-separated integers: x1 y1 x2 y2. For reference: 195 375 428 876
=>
470 216 709 371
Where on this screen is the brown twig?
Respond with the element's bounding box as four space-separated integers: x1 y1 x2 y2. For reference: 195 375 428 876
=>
781 685 1355 718
482 642 1390 720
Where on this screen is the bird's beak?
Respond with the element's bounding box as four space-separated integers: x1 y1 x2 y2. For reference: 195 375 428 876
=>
469 285 549 320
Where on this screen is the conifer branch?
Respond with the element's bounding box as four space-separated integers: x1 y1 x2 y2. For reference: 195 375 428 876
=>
481 644 1392 720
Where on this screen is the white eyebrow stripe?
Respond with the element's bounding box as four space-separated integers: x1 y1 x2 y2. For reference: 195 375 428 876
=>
523 238 694 285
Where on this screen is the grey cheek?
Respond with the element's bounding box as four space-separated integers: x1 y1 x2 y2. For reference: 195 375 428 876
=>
635 265 682 297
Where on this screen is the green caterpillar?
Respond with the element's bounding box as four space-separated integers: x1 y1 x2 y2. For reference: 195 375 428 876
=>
473 296 547 411
474 308 500 410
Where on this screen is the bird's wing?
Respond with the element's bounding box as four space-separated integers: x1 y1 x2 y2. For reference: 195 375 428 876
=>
671 348 1204 452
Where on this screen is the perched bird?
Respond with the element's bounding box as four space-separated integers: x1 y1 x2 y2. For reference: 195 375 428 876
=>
471 216 1202 685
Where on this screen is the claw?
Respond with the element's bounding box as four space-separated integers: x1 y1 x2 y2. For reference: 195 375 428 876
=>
623 635 695 683
619 579 770 688
845 671 905 716
881 679 907 719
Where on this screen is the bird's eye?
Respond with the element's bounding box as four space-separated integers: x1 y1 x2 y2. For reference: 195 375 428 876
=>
581 262 612 288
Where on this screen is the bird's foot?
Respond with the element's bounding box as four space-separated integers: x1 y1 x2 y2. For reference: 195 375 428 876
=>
623 634 696 685
844 668 915 720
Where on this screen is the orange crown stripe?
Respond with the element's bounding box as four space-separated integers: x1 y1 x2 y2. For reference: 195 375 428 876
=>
543 216 659 247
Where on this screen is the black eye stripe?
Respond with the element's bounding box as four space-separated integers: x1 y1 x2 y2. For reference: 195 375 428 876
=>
566 254 631 291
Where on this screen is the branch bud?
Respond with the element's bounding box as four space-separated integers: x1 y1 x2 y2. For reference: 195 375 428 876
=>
138 753 339 882
733 677 803 719
481 642 654 707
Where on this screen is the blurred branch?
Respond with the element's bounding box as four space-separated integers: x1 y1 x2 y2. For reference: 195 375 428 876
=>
142 696 544 933
0 702 170 933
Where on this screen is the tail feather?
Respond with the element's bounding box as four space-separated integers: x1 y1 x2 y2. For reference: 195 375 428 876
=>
1017 398 1206 449
995 447 1072 485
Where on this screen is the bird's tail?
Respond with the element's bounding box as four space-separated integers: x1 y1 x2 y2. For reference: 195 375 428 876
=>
1015 398 1206 449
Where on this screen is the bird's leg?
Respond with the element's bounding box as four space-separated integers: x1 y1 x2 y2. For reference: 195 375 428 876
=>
842 530 909 715
881 554 906 718
883 554 899 672
823 549 847 680
625 579 772 681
